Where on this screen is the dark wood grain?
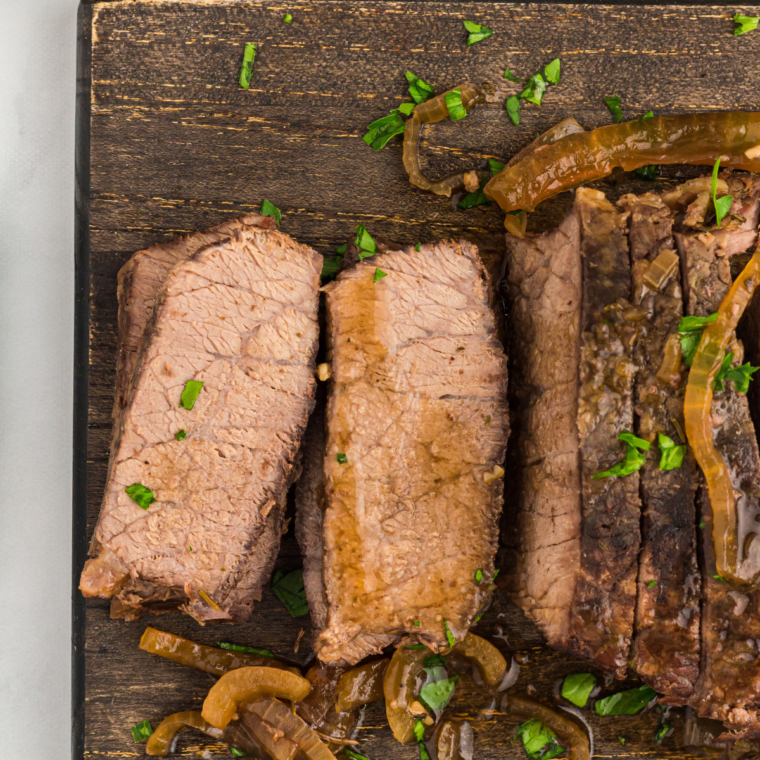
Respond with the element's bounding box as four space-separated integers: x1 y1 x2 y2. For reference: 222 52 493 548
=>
78 2 760 758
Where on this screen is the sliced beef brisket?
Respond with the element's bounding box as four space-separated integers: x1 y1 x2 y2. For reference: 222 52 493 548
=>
618 192 701 702
315 240 509 665
80 224 321 622
502 188 640 678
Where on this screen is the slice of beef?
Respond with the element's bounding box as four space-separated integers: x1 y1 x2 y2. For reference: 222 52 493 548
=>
618 192 701 702
114 214 275 420
502 188 639 678
315 240 509 665
677 175 760 732
500 211 583 649
80 224 322 622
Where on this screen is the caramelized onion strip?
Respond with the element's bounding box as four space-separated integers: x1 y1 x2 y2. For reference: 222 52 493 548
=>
453 633 507 687
145 711 222 757
335 658 390 712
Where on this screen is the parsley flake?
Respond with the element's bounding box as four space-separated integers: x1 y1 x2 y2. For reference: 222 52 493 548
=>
175 429 187 441
337 453 347 464
593 430 649 479
647 579 657 588
180 379 204 410
657 432 685 471
445 88 468 121
463 19 494 46
604 94 624 123
420 676 458 711
506 95 521 125
238 43 256 90
595 685 657 716
504 66 521 82
272 568 309 617
520 74 547 106
373 268 388 283
516 719 564 760
125 483 156 510
230 747 247 757
131 720 153 743
283 13 293 23
261 199 282 227
475 568 484 583
712 157 734 228
734 13 760 35
344 749 371 760
543 57 561 85
354 223 378 259
363 111 406 151
217 642 274 658
444 619 456 648
561 673 596 708
406 71 435 104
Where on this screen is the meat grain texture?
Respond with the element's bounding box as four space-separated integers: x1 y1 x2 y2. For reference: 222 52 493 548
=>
81 223 322 622
315 240 509 664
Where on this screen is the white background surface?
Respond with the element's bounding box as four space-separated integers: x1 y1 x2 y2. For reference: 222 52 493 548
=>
0 0 77 757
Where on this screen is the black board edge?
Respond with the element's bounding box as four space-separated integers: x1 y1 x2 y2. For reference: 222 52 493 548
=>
72 3 93 759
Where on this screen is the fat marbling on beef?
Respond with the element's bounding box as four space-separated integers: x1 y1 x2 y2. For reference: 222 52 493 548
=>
80 223 322 622
314 240 509 665
502 187 640 678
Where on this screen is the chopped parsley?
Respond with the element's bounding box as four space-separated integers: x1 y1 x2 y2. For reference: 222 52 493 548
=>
335 243 348 254
424 653 447 669
418 744 431 760
414 719 426 742
617 736 626 746
699 518 706 529
125 483 156 510
413 620 421 626
180 379 204 410
604 94 624 123
647 579 657 588
475 568 484 583
321 256 342 282
354 223 378 259
271 568 309 617
217 642 274 658
463 19 494 46
444 88 468 121
641 110 654 120
593 430 649 479
504 66 521 82
406 71 435 104
714 573 725 582
543 57 561 85
734 13 760 35
677 312 718 366
634 165 659 181
175 429 187 441
561 673 596 708
657 433 685 471
595 685 657 716
230 747 247 757
344 750 371 760
131 720 153 743
261 199 282 227
654 720 673 744
515 719 564 760
363 111 406 151
714 351 760 392
506 95 521 125
373 268 388 283
398 102 416 116
420 675 458 711
404 644 428 650
520 74 547 106
337 452 348 464
712 157 734 227
238 43 256 89
444 619 456 648
414 243 421 251
458 158 506 210
488 158 505 174
283 13 293 23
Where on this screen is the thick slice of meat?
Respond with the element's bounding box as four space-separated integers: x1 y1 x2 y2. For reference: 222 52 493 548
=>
500 211 583 649
80 224 322 622
678 175 760 733
315 240 509 665
571 188 640 677
502 188 639 678
618 192 701 702
114 214 275 419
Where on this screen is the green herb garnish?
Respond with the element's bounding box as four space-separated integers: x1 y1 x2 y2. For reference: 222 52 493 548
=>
734 13 760 35
657 432 685 471
654 721 672 744
283 13 293 23
414 720 426 743
699 518 706 529
595 685 657 716
337 452 347 464
543 58 561 85
418 744 431 760
520 74 547 106
413 620 421 626
415 243 421 251
175 429 187 441
475 568 484 583
515 719 564 760
354 223 378 259
593 430 649 479
458 178 490 210
363 111 406 151
444 88 468 121
463 19 494 46
406 71 435 104
488 158 505 174
678 313 719 333
230 747 247 757
125 483 156 510
373 268 388 283
424 653 447 669
444 619 456 648
617 736 626 746
641 110 654 120
216 642 274 658
131 720 153 743
714 573 725 582
506 95 521 125
604 94 624 123
398 102 415 116
634 165 658 181
261 199 282 227
238 43 256 89
344 750 371 760
321 256 342 282
717 358 760 393
271 568 309 617
712 157 734 228
180 379 204 410
561 673 596 708
677 313 718 367
504 66 521 82
420 676 458 711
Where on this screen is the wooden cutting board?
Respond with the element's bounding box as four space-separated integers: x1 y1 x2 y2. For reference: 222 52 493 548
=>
74 2 760 758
